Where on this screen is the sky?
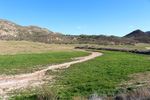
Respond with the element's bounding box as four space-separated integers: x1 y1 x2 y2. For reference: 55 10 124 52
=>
0 0 150 37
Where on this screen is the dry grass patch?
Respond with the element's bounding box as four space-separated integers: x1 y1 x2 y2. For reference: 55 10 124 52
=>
120 71 150 88
1 41 150 55
0 40 75 55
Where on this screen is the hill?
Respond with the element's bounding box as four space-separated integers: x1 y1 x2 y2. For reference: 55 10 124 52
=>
0 19 55 36
124 29 150 43
124 29 149 38
146 31 150 34
0 19 64 42
0 19 137 45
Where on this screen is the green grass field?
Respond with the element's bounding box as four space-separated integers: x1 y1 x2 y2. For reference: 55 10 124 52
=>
44 50 150 99
8 50 150 100
0 51 90 75
10 50 150 100
1 41 150 99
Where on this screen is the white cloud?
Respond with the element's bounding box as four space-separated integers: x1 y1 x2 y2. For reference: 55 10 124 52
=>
77 26 82 29
129 25 133 28
77 25 87 29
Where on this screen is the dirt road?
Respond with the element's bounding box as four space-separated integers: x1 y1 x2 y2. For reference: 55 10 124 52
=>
0 50 102 97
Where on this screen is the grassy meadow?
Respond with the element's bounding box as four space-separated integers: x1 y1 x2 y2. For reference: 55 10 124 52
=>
0 41 74 55
1 40 150 99
10 50 150 100
0 51 90 75
0 41 150 55
44 50 150 99
0 41 91 75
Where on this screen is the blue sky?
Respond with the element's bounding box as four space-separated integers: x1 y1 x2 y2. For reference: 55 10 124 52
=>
0 0 150 36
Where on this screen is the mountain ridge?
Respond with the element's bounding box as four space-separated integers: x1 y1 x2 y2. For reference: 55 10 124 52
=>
0 19 144 45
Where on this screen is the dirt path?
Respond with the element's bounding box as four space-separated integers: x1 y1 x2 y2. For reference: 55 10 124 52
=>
0 50 102 98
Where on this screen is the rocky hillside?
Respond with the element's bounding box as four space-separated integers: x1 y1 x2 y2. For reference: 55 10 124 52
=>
0 19 64 41
124 30 150 43
0 19 138 45
0 19 58 36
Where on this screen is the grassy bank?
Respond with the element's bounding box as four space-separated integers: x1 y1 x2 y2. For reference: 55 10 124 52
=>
0 51 90 75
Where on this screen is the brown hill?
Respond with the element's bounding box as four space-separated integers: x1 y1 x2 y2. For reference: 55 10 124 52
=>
124 30 150 43
0 19 66 43
124 30 149 38
0 19 61 38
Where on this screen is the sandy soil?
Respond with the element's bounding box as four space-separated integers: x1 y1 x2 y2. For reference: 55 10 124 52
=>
146 47 150 50
0 50 102 98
